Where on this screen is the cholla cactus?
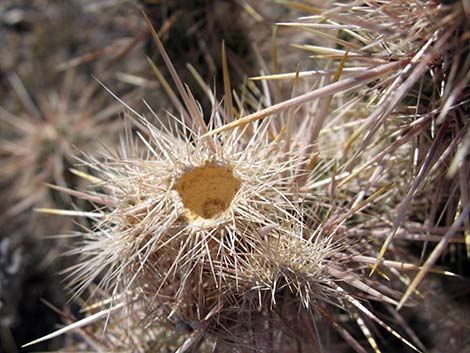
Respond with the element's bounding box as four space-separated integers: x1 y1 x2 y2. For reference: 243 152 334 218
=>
24 22 431 352
44 114 414 352
24 1 468 352
272 0 470 309
0 71 124 219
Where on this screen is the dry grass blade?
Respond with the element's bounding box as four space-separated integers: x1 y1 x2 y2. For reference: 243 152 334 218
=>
316 304 369 353
22 302 125 348
397 206 470 310
203 61 405 137
222 41 234 123
69 169 103 184
337 286 421 353
371 119 450 275
146 57 192 126
34 208 103 218
141 10 208 135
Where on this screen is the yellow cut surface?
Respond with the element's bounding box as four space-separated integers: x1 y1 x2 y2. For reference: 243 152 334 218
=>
175 164 241 220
